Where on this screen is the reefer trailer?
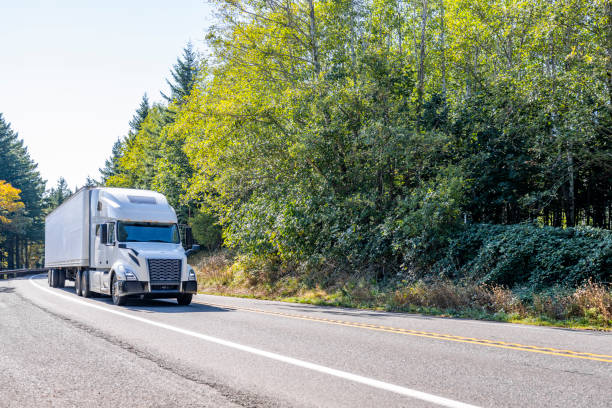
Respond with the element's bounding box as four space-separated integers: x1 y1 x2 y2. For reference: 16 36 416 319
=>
45 187 198 305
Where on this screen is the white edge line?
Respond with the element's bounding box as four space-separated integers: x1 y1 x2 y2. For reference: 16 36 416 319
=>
29 275 480 408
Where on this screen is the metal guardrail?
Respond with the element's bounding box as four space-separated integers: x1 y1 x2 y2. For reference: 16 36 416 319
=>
0 268 48 280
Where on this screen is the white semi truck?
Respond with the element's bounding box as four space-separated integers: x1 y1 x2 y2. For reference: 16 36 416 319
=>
44 187 199 305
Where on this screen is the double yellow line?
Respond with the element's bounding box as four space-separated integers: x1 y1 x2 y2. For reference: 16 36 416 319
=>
196 300 612 363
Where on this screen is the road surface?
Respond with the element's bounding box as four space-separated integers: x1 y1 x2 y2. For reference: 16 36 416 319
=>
1 275 611 407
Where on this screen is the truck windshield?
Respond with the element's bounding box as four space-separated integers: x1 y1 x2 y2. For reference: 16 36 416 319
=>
117 222 180 244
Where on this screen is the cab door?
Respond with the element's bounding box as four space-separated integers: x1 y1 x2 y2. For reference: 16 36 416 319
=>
94 224 104 268
94 223 115 291
93 224 104 291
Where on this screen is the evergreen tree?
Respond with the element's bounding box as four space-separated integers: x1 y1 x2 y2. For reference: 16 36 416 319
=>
84 176 100 187
0 113 45 268
44 177 72 212
161 42 199 105
99 138 124 184
128 93 150 134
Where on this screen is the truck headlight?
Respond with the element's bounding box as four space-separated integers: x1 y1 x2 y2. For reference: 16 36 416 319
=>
125 270 137 281
188 267 196 281
117 264 138 281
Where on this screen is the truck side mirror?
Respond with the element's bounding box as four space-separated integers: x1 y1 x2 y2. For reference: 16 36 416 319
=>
185 244 200 257
184 226 194 249
100 224 108 244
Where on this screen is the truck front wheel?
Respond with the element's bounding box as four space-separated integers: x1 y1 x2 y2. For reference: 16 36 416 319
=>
111 275 126 306
177 293 192 306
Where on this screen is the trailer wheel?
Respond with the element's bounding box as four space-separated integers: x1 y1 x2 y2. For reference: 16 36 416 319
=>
111 275 126 306
49 269 59 288
75 270 82 296
81 270 91 298
57 270 66 288
177 293 192 306
48 270 52 287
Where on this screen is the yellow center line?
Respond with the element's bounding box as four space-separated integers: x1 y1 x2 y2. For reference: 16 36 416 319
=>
195 299 612 363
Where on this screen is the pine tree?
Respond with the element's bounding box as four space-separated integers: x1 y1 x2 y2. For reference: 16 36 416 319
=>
99 138 124 184
128 93 150 135
161 42 199 105
0 113 45 268
44 177 72 211
0 113 45 223
84 176 100 187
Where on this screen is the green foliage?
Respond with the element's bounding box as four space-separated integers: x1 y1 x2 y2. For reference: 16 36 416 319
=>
105 0 611 291
99 138 124 184
103 44 200 225
0 113 46 268
438 223 612 289
43 177 73 214
383 166 467 274
128 93 150 134
161 42 199 105
189 210 222 250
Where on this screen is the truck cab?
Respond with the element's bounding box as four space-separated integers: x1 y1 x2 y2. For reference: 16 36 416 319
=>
45 187 198 306
89 188 197 305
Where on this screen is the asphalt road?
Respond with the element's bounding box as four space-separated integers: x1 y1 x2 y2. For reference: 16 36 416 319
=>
1 275 611 408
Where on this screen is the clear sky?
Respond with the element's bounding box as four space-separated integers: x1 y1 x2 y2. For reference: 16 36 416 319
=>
0 0 213 190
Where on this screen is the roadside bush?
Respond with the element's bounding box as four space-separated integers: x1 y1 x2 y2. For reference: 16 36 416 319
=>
438 223 612 288
570 280 612 323
190 248 234 286
391 280 525 316
189 210 223 250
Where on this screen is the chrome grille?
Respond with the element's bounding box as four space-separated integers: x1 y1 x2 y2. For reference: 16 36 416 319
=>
147 258 181 282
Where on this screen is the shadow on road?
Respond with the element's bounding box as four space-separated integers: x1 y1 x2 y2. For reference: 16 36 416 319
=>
275 303 436 320
0 286 15 294
54 282 231 314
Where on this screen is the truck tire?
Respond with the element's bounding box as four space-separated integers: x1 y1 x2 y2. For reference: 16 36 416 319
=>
75 270 82 296
81 270 91 298
177 293 192 306
48 270 52 287
49 269 59 288
111 275 126 306
57 270 66 288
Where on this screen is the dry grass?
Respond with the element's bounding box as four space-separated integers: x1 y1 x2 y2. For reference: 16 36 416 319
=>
570 280 612 322
191 249 235 287
190 250 612 329
391 281 526 316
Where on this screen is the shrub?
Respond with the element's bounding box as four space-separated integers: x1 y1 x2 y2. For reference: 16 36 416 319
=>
437 223 612 289
390 280 526 316
570 280 612 322
189 210 223 250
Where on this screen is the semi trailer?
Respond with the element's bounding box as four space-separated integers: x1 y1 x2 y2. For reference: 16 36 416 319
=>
44 187 199 305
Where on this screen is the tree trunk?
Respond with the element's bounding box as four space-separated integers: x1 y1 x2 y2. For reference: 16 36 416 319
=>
440 0 446 97
417 0 428 113
606 1 612 119
566 150 575 227
307 0 321 76
8 235 14 269
24 238 28 269
349 0 357 79
15 235 20 269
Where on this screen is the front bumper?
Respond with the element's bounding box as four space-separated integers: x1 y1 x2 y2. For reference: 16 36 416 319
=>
118 280 197 296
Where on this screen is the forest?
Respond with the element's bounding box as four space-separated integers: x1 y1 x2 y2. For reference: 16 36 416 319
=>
2 0 611 325
102 0 611 285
